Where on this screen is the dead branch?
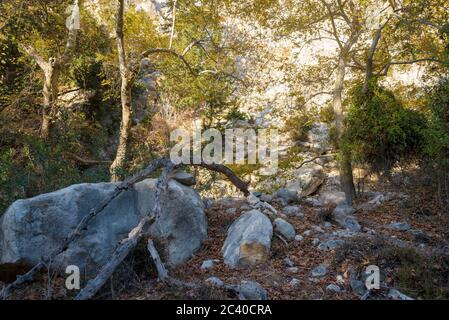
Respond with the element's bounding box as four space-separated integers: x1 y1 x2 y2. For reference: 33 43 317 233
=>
191 162 250 196
65 152 111 165
75 162 175 300
147 239 168 281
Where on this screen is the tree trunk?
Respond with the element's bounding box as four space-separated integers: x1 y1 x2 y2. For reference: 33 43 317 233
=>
110 0 132 182
41 61 59 139
333 54 356 204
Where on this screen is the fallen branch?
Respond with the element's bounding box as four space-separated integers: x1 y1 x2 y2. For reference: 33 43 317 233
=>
191 162 250 196
147 239 168 281
75 162 174 300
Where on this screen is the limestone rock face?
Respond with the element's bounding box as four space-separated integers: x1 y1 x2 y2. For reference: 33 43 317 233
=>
222 210 273 268
0 179 206 275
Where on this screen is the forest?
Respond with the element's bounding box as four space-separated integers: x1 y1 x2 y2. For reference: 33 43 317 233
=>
0 0 448 301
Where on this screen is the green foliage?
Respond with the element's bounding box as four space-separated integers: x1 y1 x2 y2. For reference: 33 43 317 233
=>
282 109 315 142
342 83 426 173
422 79 449 169
0 134 109 214
381 247 449 299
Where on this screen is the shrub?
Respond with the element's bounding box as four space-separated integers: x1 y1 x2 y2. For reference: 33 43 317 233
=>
342 83 426 173
422 79 449 196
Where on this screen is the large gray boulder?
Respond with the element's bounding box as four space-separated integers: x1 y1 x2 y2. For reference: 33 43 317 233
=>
0 179 206 275
222 210 273 268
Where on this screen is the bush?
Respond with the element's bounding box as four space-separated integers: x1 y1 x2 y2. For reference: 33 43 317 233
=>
422 78 449 197
342 83 426 173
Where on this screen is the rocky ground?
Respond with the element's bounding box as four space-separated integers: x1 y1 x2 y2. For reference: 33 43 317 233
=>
5 178 447 301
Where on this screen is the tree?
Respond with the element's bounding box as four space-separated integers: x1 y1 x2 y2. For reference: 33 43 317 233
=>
1 0 81 138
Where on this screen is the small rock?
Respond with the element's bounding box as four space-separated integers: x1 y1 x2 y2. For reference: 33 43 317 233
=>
294 234 304 241
289 278 301 289
206 277 224 287
225 207 237 215
284 257 295 267
286 267 299 273
314 225 325 233
312 238 320 246
326 284 341 292
173 171 196 186
276 188 299 204
260 194 273 203
251 191 262 198
387 288 414 300
239 281 268 300
201 259 219 269
320 191 347 206
303 197 322 207
387 221 411 232
303 230 312 236
203 198 214 209
333 205 361 232
311 265 328 277
283 205 300 216
324 222 332 229
273 218 296 240
350 279 366 296
318 239 346 251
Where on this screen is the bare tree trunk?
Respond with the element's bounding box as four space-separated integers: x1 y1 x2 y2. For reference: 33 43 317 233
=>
41 61 59 138
110 0 133 182
333 55 356 204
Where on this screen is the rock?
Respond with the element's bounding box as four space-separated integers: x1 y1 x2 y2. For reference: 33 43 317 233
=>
273 218 296 240
206 276 224 287
239 281 268 300
302 197 322 207
332 229 358 238
201 259 219 269
320 191 347 206
225 207 237 215
303 230 312 236
326 284 341 293
314 225 325 233
307 122 329 152
300 171 325 197
203 197 214 209
408 229 431 243
318 239 346 251
358 193 385 211
350 279 366 296
251 191 262 198
283 205 300 217
333 205 361 232
294 235 304 241
387 288 414 300
0 179 206 275
172 171 196 186
311 265 328 277
283 257 295 267
275 188 299 204
222 210 273 268
260 194 273 203
289 278 301 289
286 267 299 273
312 238 320 246
386 221 411 232
324 222 332 229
